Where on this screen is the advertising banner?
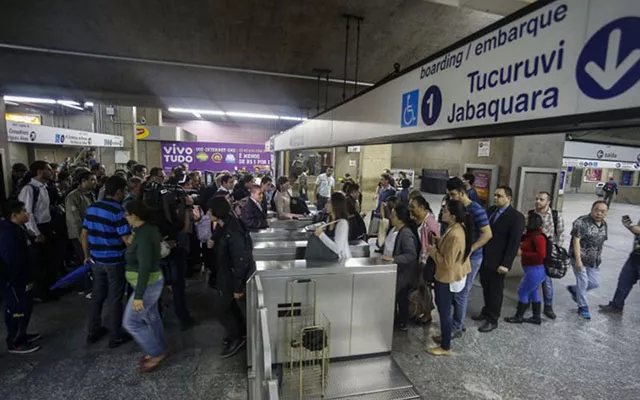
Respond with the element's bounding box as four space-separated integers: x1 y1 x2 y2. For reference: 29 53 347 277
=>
584 167 602 182
473 170 492 206
161 141 271 173
6 121 124 148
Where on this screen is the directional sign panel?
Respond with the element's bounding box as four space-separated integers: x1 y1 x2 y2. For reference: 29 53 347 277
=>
274 0 640 150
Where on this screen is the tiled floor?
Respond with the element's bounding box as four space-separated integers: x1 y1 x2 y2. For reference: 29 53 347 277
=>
394 193 640 400
0 193 638 400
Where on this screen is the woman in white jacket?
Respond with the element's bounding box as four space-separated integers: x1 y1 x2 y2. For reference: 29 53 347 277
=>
315 192 352 260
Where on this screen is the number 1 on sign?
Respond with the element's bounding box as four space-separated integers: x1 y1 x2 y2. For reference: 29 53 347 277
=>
425 93 433 119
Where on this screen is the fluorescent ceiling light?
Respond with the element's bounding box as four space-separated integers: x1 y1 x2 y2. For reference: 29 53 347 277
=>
84 102 94 108
57 100 83 110
168 107 307 122
168 107 225 116
226 112 279 120
4 100 19 106
4 95 56 104
279 116 307 121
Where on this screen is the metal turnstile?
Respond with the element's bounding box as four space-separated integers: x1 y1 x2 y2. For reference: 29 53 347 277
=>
269 217 315 230
250 228 310 243
247 258 421 399
253 240 371 261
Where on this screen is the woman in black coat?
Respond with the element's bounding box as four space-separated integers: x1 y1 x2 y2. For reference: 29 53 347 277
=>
382 204 419 331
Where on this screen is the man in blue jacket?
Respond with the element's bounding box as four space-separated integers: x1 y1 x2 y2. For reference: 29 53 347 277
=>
0 200 41 354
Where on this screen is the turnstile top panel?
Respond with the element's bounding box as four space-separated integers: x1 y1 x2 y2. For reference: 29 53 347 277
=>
253 240 308 249
255 257 396 277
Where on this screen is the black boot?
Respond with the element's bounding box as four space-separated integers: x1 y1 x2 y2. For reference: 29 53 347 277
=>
525 302 542 325
504 302 528 324
543 305 557 320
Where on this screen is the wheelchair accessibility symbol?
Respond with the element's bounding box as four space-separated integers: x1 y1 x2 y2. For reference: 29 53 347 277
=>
401 90 419 128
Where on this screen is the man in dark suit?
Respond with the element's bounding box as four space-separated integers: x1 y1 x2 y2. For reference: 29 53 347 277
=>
233 174 253 202
260 176 273 212
241 185 268 230
475 185 525 333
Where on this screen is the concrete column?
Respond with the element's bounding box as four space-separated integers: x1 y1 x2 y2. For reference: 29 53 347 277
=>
334 146 359 183
0 99 10 199
93 104 137 173
359 144 392 212
137 107 162 126
508 133 565 211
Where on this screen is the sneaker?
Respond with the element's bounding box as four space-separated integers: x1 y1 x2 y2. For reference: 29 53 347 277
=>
25 333 42 343
8 343 41 354
578 307 591 320
108 333 133 349
452 329 464 339
85 292 92 300
396 324 409 332
87 327 109 344
567 286 577 303
220 337 246 359
426 346 452 357
598 304 623 315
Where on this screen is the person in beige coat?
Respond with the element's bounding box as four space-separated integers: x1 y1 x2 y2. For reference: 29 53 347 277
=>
427 200 472 356
274 176 303 220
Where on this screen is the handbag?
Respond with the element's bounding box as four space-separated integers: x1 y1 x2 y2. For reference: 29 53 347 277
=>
194 215 213 243
160 241 172 259
368 215 380 236
304 234 339 261
422 257 437 283
376 218 390 248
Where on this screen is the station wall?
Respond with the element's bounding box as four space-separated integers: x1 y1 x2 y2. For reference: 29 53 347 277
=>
164 120 272 145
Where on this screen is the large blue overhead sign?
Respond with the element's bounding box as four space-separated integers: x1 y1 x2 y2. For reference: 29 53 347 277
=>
275 0 640 151
398 0 640 130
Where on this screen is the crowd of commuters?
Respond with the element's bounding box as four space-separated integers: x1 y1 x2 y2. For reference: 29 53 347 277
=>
1 160 638 368
0 157 271 363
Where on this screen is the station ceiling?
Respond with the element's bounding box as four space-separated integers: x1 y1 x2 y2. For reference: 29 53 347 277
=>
0 0 502 117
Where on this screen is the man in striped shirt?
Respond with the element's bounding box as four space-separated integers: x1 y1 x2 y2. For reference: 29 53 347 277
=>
81 176 132 348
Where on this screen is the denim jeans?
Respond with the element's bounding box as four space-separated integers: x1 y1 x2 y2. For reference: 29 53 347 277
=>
517 265 547 304
541 276 553 306
435 281 453 350
571 262 600 309
317 195 329 212
123 278 166 357
610 254 640 310
89 263 125 341
452 255 482 331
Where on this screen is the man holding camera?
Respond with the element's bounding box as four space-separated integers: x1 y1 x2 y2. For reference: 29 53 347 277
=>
599 215 640 315
143 167 196 330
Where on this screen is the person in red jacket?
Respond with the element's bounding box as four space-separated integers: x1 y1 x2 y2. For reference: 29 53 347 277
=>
505 212 547 325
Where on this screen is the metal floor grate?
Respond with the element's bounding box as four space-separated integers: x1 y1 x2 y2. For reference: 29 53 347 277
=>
337 386 421 400
279 355 421 400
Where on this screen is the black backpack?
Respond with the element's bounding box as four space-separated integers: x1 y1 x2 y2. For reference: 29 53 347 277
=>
533 210 570 279
603 182 615 193
347 213 367 242
290 196 310 215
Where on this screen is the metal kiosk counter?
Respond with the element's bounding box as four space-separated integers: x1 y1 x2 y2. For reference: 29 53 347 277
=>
247 258 422 400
